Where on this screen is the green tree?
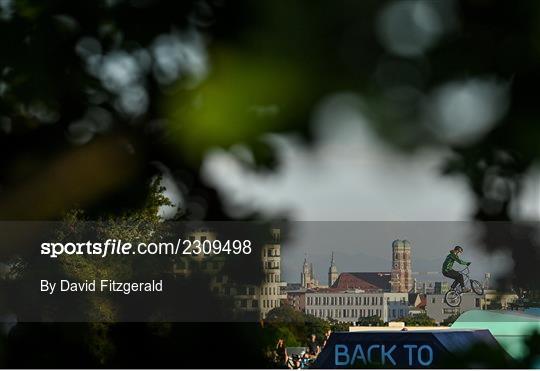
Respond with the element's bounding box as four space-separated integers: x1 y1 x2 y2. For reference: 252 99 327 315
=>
441 313 461 326
398 313 437 327
42 178 174 364
328 318 351 332
356 315 384 326
265 304 305 323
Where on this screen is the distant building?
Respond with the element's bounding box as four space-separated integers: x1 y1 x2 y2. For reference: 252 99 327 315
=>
414 280 450 295
482 290 518 310
331 272 392 292
425 293 483 323
408 293 427 309
297 239 413 293
173 227 286 319
285 283 303 292
304 289 409 323
390 239 413 293
328 252 338 287
260 229 288 318
286 290 306 312
301 255 319 288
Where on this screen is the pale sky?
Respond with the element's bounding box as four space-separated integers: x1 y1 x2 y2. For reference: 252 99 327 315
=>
196 92 539 285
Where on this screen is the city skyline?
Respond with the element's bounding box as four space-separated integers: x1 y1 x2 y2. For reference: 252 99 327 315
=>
280 222 511 285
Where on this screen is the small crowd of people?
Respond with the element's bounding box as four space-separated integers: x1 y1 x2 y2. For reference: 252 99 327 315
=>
274 330 332 369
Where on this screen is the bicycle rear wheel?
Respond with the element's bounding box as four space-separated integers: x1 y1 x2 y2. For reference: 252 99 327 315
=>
445 290 461 307
471 280 484 295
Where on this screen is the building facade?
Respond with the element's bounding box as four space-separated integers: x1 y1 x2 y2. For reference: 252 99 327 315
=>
259 228 287 318
425 291 518 323
414 280 450 295
173 227 286 319
286 290 306 312
304 290 409 323
425 293 483 323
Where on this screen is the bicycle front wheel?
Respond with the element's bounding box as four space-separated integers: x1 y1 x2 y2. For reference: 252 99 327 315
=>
471 280 484 295
445 290 461 307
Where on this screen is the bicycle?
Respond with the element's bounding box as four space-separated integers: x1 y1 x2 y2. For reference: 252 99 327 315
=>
444 266 484 307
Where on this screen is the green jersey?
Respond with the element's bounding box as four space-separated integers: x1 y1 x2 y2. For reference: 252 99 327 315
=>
442 252 469 273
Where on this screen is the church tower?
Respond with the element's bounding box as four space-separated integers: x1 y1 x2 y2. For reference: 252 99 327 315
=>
390 239 413 292
301 255 311 288
328 252 338 287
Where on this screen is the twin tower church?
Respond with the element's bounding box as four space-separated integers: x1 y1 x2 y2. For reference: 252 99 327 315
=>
300 239 413 293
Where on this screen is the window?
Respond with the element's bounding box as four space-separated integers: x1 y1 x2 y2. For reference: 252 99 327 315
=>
475 298 481 307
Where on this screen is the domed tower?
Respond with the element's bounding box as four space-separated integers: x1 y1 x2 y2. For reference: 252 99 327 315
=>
402 240 413 292
328 252 338 287
390 239 413 292
390 240 403 292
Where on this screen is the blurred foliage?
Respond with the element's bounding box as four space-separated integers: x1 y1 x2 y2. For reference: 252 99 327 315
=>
165 49 313 165
265 304 331 343
441 330 540 368
263 305 340 366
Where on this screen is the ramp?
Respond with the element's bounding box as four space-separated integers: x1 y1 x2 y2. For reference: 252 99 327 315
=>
314 329 504 368
451 309 540 359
